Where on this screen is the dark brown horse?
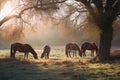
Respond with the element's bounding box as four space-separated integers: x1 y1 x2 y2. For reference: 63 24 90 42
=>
10 42 38 59
65 43 82 57
40 45 51 59
81 42 98 57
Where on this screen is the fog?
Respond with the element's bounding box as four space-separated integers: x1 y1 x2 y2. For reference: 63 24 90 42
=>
112 17 120 48
0 17 119 49
0 0 120 49
0 14 101 49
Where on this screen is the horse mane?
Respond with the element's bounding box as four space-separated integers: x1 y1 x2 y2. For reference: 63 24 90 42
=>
24 44 36 53
26 44 38 59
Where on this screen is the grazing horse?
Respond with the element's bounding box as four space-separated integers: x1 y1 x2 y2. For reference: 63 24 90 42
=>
40 45 51 59
65 43 82 57
10 42 38 59
81 42 98 57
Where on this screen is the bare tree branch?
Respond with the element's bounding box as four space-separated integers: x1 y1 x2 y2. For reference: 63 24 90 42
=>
92 0 103 14
0 0 67 27
75 0 96 17
112 0 120 17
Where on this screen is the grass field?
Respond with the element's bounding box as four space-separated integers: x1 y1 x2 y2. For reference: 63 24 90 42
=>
0 49 120 80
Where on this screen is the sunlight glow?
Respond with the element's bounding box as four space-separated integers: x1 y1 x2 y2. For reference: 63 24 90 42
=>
0 1 14 20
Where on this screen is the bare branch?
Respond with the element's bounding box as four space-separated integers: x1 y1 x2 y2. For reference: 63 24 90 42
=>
0 0 68 27
105 0 116 12
36 0 67 9
75 0 96 17
92 0 103 14
112 0 120 17
0 15 19 26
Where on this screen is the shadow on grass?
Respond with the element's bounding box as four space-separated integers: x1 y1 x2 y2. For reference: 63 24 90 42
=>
1 58 120 80
0 58 59 80
0 58 87 80
0 58 37 80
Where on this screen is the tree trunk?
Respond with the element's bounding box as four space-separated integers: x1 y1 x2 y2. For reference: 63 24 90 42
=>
98 23 113 61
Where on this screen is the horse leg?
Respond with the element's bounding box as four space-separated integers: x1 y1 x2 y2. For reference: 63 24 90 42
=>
24 53 27 59
93 50 94 56
10 47 15 58
72 51 74 57
68 50 71 57
45 53 49 59
91 50 92 57
47 52 50 59
44 53 46 59
45 53 48 59
73 51 74 57
73 51 76 57
26 53 28 59
81 50 84 57
82 51 84 57
41 53 45 58
91 50 94 57
83 52 85 57
83 50 86 57
45 53 47 59
65 50 68 57
11 51 16 58
75 51 77 57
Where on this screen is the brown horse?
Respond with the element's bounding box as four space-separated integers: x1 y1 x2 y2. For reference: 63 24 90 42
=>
65 43 82 57
10 42 38 59
40 45 51 59
81 42 98 57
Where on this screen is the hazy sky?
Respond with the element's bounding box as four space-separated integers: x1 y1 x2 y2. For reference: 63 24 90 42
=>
0 0 120 49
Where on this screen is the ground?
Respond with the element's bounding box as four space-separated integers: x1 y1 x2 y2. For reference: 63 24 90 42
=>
0 49 120 80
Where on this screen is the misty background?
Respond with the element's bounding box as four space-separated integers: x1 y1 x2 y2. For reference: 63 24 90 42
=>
0 0 120 49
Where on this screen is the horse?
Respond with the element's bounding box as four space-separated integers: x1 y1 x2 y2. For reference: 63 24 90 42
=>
10 42 38 59
81 42 98 57
40 45 51 59
65 43 82 57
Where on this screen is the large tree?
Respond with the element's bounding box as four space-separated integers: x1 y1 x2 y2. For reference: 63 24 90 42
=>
75 0 120 61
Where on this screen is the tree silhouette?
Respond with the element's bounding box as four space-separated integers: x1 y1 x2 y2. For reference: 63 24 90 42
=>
75 0 120 61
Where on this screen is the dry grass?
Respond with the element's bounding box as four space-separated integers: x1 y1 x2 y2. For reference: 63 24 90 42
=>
0 49 120 80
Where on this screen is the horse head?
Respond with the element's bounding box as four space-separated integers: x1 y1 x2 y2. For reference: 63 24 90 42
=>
33 53 38 59
25 44 38 59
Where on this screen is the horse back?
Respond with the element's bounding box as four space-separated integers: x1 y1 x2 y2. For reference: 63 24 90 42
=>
11 43 26 52
24 44 37 53
81 42 98 50
66 43 79 50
